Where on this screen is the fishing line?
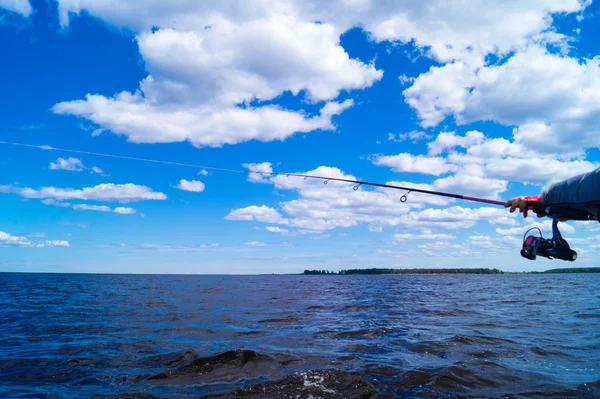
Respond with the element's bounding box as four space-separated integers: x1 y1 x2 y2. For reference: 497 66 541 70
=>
0 139 507 207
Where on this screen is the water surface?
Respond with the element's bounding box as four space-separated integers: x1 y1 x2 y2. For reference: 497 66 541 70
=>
1 273 599 398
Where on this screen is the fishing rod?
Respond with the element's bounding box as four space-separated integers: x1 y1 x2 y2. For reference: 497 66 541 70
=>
0 140 590 262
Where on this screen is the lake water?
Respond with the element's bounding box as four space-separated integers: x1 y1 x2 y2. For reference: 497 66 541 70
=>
1 272 599 398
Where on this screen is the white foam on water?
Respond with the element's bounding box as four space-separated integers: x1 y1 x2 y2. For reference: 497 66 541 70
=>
300 372 337 394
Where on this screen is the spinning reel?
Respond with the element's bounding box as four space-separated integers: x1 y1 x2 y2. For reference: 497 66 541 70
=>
521 218 577 261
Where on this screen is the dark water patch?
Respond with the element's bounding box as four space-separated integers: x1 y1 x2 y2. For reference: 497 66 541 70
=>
530 346 572 358
468 349 498 359
449 335 517 346
146 349 288 385
305 305 325 310
575 313 600 319
504 380 600 398
257 315 301 324
201 369 387 399
408 341 450 356
388 365 503 396
231 331 268 338
132 350 199 369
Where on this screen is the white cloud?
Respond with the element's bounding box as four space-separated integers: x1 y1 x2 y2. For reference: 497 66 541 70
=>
265 226 289 234
225 205 289 225
113 207 136 215
197 169 209 176
245 241 266 246
370 153 457 176
73 204 112 212
49 157 85 172
15 183 166 203
489 217 520 226
139 242 219 251
53 94 355 148
243 162 273 183
428 131 485 155
55 0 586 59
0 231 69 248
431 174 507 200
0 231 32 247
43 199 137 215
0 0 32 17
46 240 70 247
496 219 576 236
405 46 600 154
52 3 381 147
175 179 205 192
41 199 72 208
483 157 597 185
374 130 597 198
49 157 107 175
53 0 586 149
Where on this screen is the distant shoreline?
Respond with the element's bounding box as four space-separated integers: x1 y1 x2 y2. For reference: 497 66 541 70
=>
1 267 599 276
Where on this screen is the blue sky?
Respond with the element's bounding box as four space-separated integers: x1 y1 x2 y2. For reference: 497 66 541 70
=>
2 0 600 273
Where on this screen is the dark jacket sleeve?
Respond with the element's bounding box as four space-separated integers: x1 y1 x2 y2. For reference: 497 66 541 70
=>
541 166 600 217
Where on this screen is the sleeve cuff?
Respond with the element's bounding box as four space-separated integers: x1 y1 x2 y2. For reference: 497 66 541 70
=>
525 195 542 203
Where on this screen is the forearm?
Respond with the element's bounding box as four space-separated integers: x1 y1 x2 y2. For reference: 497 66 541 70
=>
541 167 600 209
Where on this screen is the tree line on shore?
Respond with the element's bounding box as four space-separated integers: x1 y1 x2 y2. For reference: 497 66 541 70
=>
302 267 600 275
303 268 503 275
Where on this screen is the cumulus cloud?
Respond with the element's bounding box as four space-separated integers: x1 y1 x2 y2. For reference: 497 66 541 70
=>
243 162 273 183
496 219 576 236
52 2 382 147
56 1 587 61
0 0 32 17
372 130 598 198
53 95 355 148
428 131 485 156
52 0 586 149
174 179 205 192
113 207 136 215
49 157 85 171
225 205 289 225
404 46 600 154
370 153 457 176
49 157 105 174
46 240 70 247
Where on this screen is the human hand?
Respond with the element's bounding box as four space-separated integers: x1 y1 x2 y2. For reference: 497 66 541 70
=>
504 196 545 218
